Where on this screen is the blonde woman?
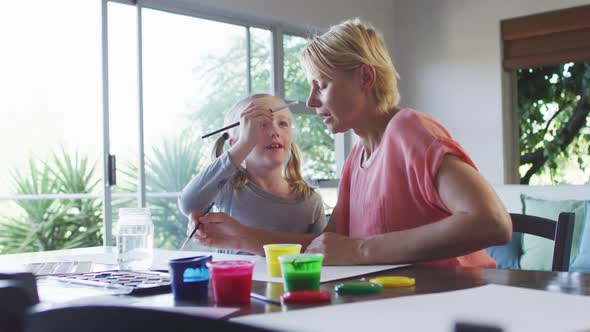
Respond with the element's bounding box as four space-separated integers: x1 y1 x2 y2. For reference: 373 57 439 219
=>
178 94 325 255
299 18 511 266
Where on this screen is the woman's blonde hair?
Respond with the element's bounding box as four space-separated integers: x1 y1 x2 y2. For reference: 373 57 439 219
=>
211 94 315 199
300 18 400 113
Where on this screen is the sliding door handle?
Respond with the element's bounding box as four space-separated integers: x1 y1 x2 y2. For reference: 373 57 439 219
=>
107 154 116 186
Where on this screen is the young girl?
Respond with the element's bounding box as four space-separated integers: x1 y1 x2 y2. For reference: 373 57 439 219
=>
178 94 325 254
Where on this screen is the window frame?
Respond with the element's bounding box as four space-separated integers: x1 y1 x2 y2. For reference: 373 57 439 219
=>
501 5 590 185
99 0 347 244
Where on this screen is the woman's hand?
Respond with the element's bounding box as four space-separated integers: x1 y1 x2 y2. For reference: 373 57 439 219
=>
304 232 367 265
191 212 247 250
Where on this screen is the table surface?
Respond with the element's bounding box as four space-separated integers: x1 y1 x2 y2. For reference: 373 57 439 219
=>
2 246 589 319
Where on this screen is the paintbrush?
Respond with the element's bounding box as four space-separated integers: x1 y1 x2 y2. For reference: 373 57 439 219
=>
180 202 215 250
201 101 299 139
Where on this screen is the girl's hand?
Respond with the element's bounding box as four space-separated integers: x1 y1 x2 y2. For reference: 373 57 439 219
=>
305 232 367 265
193 212 247 250
227 102 274 167
235 103 274 151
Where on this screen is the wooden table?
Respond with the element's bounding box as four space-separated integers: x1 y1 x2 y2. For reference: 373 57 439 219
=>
240 264 590 317
2 247 589 319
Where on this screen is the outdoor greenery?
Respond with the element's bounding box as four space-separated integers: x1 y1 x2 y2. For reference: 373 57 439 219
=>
191 32 336 180
0 148 103 254
0 30 336 254
518 61 590 184
117 132 205 249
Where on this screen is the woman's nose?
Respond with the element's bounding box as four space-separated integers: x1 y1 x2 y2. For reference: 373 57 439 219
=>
306 92 321 109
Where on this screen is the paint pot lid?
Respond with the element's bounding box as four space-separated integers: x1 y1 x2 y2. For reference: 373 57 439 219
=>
281 290 331 304
369 276 415 288
334 281 382 295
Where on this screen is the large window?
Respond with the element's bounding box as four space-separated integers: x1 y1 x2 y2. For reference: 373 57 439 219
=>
502 5 590 185
0 1 341 253
517 62 590 185
284 34 336 181
0 1 104 253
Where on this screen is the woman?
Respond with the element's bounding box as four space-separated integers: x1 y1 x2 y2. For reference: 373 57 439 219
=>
300 18 511 267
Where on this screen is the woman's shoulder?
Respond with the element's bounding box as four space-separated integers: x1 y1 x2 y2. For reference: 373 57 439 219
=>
386 108 451 142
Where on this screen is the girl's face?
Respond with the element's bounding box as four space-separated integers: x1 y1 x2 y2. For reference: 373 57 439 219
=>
306 68 367 134
244 97 293 170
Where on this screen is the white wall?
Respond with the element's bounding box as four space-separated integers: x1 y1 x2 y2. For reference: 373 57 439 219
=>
157 0 397 52
393 0 590 185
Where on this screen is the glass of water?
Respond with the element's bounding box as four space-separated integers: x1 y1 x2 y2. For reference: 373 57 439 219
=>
116 208 154 270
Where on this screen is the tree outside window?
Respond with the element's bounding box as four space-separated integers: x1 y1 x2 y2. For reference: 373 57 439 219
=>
517 61 590 185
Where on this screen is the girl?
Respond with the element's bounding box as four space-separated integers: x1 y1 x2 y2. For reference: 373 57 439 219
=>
178 94 325 254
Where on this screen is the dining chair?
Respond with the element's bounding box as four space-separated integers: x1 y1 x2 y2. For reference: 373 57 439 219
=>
25 305 277 332
510 212 575 272
0 273 39 332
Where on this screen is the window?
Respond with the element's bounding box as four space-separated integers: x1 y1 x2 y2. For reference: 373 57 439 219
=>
502 5 590 185
0 0 103 253
0 1 342 254
284 34 337 181
516 62 590 185
108 1 139 240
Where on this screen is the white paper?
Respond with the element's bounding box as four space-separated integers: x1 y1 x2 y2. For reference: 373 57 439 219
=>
132 305 238 319
5 248 405 283
232 284 590 332
150 250 406 283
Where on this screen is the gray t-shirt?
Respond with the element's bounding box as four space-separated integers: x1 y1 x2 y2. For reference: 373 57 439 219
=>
178 152 326 238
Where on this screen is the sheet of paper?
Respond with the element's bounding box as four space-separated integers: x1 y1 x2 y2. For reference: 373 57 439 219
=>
150 250 406 283
132 305 238 319
37 277 238 319
56 249 404 283
232 284 590 332
62 253 118 266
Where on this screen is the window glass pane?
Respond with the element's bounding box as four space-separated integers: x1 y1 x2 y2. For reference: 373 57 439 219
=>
284 34 336 181
108 2 138 234
316 188 337 214
142 9 247 248
0 1 103 253
283 35 310 102
517 61 590 185
293 114 337 180
250 28 272 94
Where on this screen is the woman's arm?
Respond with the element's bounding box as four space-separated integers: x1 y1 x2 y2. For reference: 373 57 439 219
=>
306 155 512 265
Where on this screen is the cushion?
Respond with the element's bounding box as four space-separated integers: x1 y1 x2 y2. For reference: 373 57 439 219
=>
520 195 586 271
571 201 590 272
486 232 522 269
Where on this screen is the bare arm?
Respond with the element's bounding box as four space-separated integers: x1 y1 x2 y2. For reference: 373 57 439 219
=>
194 211 335 256
306 155 512 265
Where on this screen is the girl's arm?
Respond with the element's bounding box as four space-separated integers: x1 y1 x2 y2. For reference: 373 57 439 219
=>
195 192 335 255
305 155 512 265
177 152 237 216
179 104 273 217
194 212 317 256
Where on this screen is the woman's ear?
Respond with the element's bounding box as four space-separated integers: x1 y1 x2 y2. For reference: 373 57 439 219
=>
229 138 236 147
359 64 376 91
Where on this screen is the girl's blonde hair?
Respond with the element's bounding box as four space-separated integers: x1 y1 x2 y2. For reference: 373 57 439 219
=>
300 18 400 114
211 94 315 199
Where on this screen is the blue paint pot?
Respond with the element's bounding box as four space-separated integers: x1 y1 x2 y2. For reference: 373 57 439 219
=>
169 255 212 301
